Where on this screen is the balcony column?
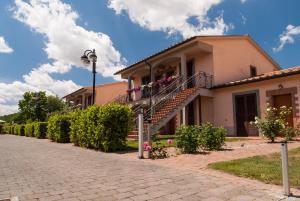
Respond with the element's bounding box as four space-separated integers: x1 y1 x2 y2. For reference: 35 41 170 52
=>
128 76 132 101
81 95 85 109
180 53 188 125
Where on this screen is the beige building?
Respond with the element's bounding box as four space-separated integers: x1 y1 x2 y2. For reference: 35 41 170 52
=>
114 35 300 136
64 82 127 108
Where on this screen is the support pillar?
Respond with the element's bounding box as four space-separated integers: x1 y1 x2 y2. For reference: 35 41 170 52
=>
138 111 144 159
180 54 188 125
128 76 132 101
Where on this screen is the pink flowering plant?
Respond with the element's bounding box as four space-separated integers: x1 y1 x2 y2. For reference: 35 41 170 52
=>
150 134 168 159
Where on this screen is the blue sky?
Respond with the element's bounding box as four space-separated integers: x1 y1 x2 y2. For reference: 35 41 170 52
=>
0 0 300 115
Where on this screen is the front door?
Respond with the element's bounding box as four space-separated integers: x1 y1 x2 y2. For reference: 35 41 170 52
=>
273 94 293 127
235 93 258 136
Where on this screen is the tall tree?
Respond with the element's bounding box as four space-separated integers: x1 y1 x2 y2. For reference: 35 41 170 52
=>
46 95 66 114
18 91 47 122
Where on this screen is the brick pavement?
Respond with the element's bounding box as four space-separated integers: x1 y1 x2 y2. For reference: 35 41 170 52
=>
0 135 299 201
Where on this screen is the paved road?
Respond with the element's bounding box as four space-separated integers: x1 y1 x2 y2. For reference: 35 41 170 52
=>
0 135 297 201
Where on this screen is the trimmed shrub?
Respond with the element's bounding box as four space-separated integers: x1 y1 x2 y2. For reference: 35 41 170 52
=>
70 109 90 147
175 125 201 153
34 122 48 139
11 125 16 135
97 104 132 152
70 104 133 152
2 125 7 134
15 124 25 136
4 125 12 134
198 123 226 151
47 114 71 143
25 123 35 137
175 123 226 153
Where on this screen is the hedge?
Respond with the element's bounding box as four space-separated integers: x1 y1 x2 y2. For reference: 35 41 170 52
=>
47 114 71 143
70 104 133 152
11 125 16 135
25 123 35 137
34 122 48 139
15 124 25 136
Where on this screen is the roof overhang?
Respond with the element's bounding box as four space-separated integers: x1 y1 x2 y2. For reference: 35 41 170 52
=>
213 66 300 89
63 88 91 99
115 36 212 75
115 37 213 79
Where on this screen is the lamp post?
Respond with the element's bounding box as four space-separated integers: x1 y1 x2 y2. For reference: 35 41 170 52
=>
81 49 97 105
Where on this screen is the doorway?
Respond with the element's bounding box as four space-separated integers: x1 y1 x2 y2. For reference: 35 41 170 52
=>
186 60 195 88
187 101 195 125
234 92 258 136
273 94 293 127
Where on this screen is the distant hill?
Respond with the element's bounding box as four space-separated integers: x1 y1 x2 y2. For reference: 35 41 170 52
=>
0 113 20 123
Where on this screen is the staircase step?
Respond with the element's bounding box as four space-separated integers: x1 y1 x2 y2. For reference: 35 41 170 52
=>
151 87 197 125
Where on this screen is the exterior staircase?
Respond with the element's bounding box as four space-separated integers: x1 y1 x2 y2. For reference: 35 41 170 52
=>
150 87 198 132
144 71 212 135
127 71 212 139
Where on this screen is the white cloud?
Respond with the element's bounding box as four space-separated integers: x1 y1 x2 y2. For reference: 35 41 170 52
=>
273 24 300 52
108 0 231 38
0 36 13 53
240 0 247 3
0 0 127 115
0 63 80 115
0 105 19 116
14 0 125 77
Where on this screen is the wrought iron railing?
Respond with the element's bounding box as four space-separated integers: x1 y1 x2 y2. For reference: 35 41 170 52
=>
112 71 213 131
143 71 212 122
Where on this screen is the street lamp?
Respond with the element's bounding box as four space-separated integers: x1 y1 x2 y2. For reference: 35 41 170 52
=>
81 49 97 105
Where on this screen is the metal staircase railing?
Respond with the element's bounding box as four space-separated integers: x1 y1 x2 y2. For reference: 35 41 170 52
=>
144 71 212 124
131 75 185 130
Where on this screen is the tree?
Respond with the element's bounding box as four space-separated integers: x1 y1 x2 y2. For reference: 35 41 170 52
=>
18 91 47 122
46 95 66 115
0 112 24 124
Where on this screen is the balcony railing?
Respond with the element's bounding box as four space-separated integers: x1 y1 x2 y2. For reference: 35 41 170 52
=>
112 71 213 106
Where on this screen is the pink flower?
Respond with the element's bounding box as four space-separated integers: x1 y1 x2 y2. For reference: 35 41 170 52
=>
145 145 152 151
143 142 148 150
167 139 173 145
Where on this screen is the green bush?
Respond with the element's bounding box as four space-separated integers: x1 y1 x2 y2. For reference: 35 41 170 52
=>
175 125 200 153
4 125 12 134
253 105 292 142
15 124 25 136
25 123 35 137
47 114 71 143
11 125 16 135
1 124 10 134
34 122 48 139
175 123 226 153
198 123 226 151
70 104 133 152
70 109 91 147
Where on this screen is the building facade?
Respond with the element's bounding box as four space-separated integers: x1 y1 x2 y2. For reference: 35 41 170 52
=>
64 82 127 108
114 35 300 136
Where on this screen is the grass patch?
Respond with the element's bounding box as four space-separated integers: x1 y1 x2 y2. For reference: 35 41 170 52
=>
225 137 250 142
126 135 176 150
209 147 300 188
127 136 247 150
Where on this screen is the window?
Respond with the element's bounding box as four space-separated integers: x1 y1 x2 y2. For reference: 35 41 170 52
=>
250 65 257 77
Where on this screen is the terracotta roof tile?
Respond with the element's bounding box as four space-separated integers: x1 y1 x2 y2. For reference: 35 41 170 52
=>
213 66 300 89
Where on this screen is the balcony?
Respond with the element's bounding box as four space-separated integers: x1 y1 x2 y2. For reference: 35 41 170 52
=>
113 71 213 106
